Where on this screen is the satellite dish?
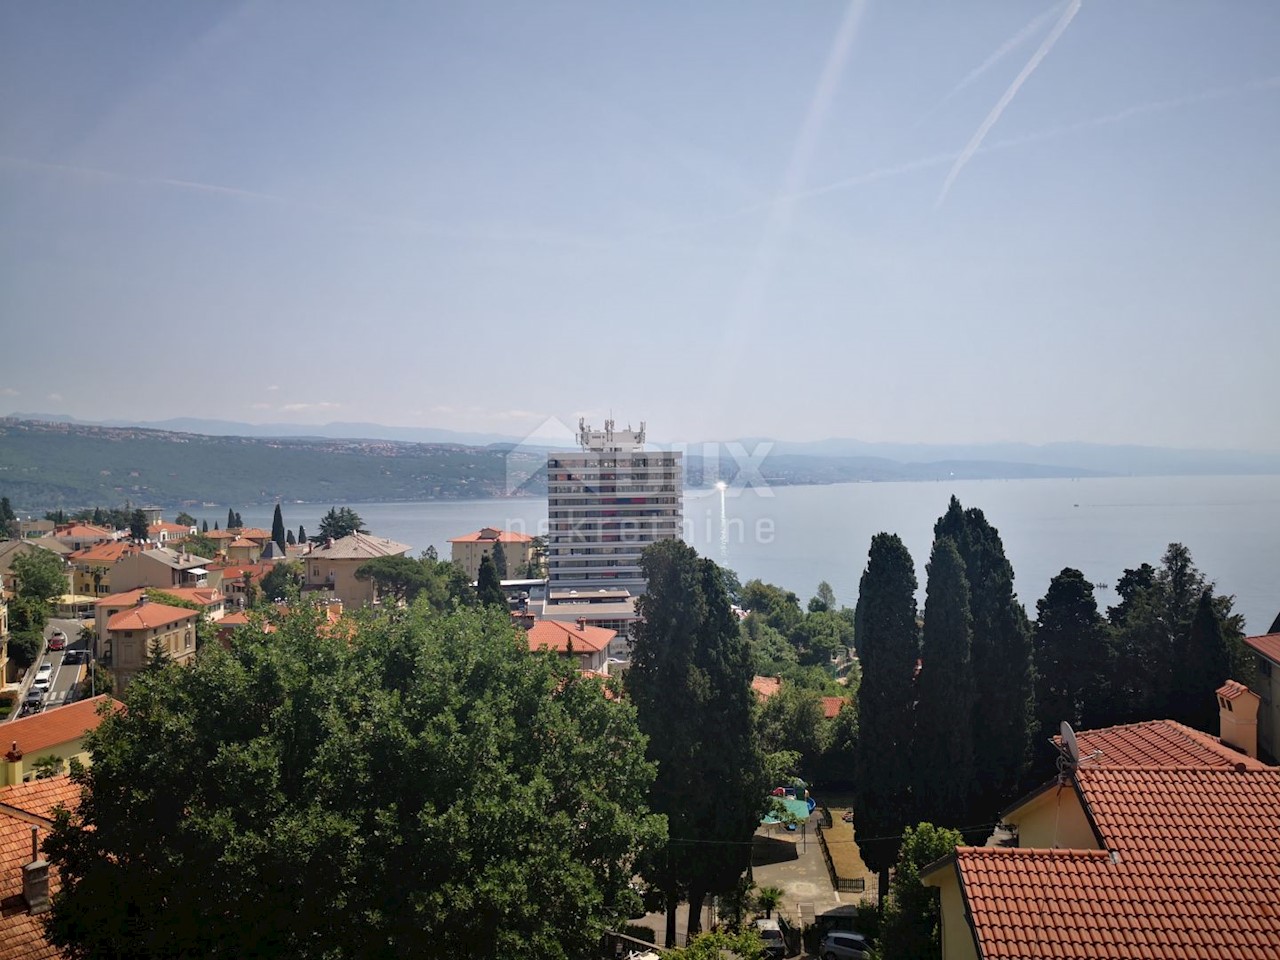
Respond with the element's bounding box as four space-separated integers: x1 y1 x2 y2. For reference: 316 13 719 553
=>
1060 721 1081 765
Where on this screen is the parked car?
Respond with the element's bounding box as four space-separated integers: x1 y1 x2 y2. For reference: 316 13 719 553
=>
819 931 871 960
755 918 786 959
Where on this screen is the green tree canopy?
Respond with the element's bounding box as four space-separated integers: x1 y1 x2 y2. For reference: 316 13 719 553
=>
355 555 431 606
933 497 1036 813
741 579 803 635
879 822 965 960
491 540 508 579
12 547 67 603
851 532 919 890
1034 568 1114 739
475 554 506 609
270 503 286 551
258 561 304 602
128 509 150 542
175 511 197 528
1174 588 1234 733
808 580 837 613
629 541 767 947
314 506 366 542
0 495 16 537
226 507 236 530
912 537 975 829
45 603 663 959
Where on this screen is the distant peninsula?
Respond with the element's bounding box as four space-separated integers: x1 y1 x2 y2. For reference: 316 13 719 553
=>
2 416 1277 511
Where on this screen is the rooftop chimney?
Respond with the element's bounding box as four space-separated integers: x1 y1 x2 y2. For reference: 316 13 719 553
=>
23 827 50 915
577 618 586 631
1217 680 1260 759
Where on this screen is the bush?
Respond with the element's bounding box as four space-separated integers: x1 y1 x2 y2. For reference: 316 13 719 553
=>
0 691 16 716
9 630 43 669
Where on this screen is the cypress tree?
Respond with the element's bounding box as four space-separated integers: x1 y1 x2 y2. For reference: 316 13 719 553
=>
286 530 296 546
851 533 919 900
201 519 209 533
629 541 766 947
1034 568 1114 740
227 508 236 530
491 540 508 579
234 511 243 529
934 497 1036 813
912 537 975 829
298 525 307 544
1174 588 1232 733
476 555 506 609
271 504 286 551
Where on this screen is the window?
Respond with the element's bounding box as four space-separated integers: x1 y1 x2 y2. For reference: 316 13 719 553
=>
1259 658 1272 677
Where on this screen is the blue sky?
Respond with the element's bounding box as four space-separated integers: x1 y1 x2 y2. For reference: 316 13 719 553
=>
2 2 1277 449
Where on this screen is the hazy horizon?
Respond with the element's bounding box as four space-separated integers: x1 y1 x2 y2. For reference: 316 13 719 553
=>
3 3 1277 450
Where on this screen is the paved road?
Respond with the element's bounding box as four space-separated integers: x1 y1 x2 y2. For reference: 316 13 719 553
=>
5 618 90 721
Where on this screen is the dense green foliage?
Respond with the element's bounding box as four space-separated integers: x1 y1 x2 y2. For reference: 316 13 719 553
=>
663 929 767 959
475 554 506 609
1033 568 1113 739
0 495 15 537
0 419 516 510
629 540 768 947
354 554 473 609
851 533 919 882
259 561 305 602
912 538 975 827
315 506 366 542
879 822 965 960
1175 589 1234 733
45 603 663 959
934 497 1036 811
12 547 67 602
271 503 287 550
1105 543 1251 727
129 508 149 541
491 540 508 579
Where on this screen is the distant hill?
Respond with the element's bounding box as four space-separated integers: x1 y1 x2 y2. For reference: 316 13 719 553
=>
0 418 530 510
4 416 1276 512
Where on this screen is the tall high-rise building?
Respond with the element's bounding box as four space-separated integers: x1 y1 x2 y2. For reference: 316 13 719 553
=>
544 418 682 596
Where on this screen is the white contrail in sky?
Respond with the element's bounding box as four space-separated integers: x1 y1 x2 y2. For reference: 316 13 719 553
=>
937 0 1083 207
919 1 1065 123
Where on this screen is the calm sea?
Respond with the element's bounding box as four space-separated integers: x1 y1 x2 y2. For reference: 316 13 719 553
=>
219 475 1280 635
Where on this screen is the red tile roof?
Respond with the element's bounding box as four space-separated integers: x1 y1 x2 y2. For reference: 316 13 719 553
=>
821 696 849 719
1064 718 1270 771
1244 632 1280 664
751 676 782 700
0 776 79 960
931 717 1280 960
53 523 113 539
237 528 272 539
1216 679 1253 701
2 696 121 758
526 620 613 655
97 587 222 609
68 542 136 564
448 528 534 543
106 602 197 631
957 768 1280 960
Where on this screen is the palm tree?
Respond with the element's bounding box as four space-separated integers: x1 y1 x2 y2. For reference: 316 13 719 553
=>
756 886 784 919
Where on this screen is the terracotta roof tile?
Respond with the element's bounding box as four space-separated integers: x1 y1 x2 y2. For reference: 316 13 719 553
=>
943 725 1280 960
307 531 410 560
2 696 121 758
1244 632 1280 664
237 528 271 539
527 620 613 654
97 587 222 609
821 696 849 719
0 776 78 960
1064 718 1269 771
68 542 136 564
1216 679 1252 701
751 676 782 700
448 528 535 544
106 602 198 631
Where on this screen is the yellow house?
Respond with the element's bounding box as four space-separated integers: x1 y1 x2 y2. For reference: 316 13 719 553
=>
1 695 122 785
104 598 199 691
303 532 411 608
922 709 1279 960
66 540 138 597
448 527 536 580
